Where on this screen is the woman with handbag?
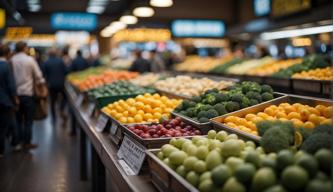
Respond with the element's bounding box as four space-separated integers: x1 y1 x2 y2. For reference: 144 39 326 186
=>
11 41 45 150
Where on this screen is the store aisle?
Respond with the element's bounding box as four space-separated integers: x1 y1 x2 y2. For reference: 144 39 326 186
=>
0 115 90 192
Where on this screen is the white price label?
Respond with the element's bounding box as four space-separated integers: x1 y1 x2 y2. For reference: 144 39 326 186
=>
96 114 109 132
76 94 84 106
118 160 136 175
117 136 146 175
86 103 95 117
110 121 118 135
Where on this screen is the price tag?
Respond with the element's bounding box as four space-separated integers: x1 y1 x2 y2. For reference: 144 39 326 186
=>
110 121 118 135
76 94 84 107
118 160 135 175
86 103 95 117
117 136 146 175
96 114 109 132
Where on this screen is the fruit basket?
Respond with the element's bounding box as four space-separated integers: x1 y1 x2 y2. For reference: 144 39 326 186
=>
211 95 332 142
121 118 203 149
146 149 199 192
291 79 322 94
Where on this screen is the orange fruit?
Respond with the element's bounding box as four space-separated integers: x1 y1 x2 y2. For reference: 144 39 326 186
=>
291 118 303 127
322 106 332 118
115 105 124 113
134 101 144 110
308 107 320 116
257 112 269 119
276 111 288 119
304 121 315 129
279 117 289 122
225 116 237 123
245 114 257 121
119 117 127 123
143 105 153 113
134 114 143 122
153 107 163 114
264 108 275 116
115 113 122 120
308 114 320 125
315 105 326 115
144 113 153 121
144 93 152 98
123 111 129 117
321 118 332 125
137 110 145 115
226 122 237 128
284 106 296 114
128 107 137 115
287 112 301 120
127 117 135 124
153 112 162 119
299 109 311 121
251 116 264 123
127 98 136 105
153 93 161 99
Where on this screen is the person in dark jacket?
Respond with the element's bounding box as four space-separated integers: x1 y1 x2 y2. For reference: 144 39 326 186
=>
0 44 18 157
43 48 68 123
70 50 89 72
129 50 151 73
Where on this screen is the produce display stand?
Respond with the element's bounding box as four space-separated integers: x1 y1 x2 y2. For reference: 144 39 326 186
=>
65 83 156 192
211 95 332 142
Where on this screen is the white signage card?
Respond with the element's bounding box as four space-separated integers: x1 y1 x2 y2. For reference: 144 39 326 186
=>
110 121 118 135
86 103 95 117
76 94 84 106
96 114 109 132
117 136 146 175
118 160 136 176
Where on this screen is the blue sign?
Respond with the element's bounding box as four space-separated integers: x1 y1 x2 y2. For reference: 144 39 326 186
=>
51 12 97 31
171 20 225 38
254 0 271 16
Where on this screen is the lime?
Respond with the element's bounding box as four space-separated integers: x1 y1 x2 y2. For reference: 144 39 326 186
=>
222 177 246 192
194 160 207 173
211 164 231 186
306 179 332 192
296 153 318 177
263 185 287 192
216 131 228 142
207 130 217 139
157 151 164 160
175 138 188 149
169 151 187 166
260 156 277 170
281 165 309 191
198 179 214 192
315 149 333 173
208 140 222 151
176 165 187 177
199 171 212 182
221 139 242 158
244 151 261 168
252 167 277 192
206 150 223 170
226 157 244 173
226 134 238 140
277 150 294 171
196 145 209 160
162 144 178 157
234 163 256 184
183 156 199 171
170 138 177 147
186 171 199 187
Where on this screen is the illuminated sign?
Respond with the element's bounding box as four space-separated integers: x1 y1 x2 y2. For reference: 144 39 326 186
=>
5 27 33 40
171 20 225 38
113 28 171 42
0 9 5 29
272 0 311 17
254 0 271 16
51 12 97 31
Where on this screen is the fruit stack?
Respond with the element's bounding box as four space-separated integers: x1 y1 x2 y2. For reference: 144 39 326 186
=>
153 130 332 192
127 117 202 139
292 67 333 80
174 81 276 124
246 59 302 76
102 93 182 123
130 73 164 87
221 102 332 135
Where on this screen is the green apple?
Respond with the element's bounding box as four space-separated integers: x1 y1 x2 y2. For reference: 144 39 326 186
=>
222 177 246 192
206 150 223 170
221 139 242 158
176 165 187 177
162 144 178 157
186 171 199 187
225 157 244 173
211 164 231 186
199 171 212 182
157 151 164 160
216 131 228 142
169 151 187 166
207 130 217 139
194 160 207 173
196 145 209 160
183 156 199 171
226 134 238 140
199 178 214 192
186 144 198 156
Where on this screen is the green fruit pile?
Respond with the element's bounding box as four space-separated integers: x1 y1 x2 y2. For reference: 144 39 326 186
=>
157 130 332 192
88 81 155 98
174 81 275 123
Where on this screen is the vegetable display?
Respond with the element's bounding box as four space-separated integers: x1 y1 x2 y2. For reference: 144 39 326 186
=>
292 67 332 80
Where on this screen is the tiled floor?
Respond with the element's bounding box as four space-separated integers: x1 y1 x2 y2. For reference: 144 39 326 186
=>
0 113 90 192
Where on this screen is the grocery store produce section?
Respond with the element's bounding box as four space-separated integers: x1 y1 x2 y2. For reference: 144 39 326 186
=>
66 66 332 192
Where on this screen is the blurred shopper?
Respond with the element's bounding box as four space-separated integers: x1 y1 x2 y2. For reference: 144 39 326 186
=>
129 50 151 73
0 45 18 157
43 48 68 123
70 50 89 72
62 48 72 68
11 41 44 150
150 50 165 72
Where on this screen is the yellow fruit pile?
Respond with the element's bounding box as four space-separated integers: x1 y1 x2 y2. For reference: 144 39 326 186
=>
223 103 332 135
247 59 302 76
102 93 182 123
292 67 333 80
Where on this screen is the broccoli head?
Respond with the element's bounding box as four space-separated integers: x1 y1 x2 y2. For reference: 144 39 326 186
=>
199 117 210 123
240 97 250 108
225 101 240 112
204 88 219 95
257 121 295 145
185 107 196 117
301 133 331 154
191 96 201 103
183 100 196 108
261 84 273 94
231 93 243 103
174 103 184 112
260 127 291 153
297 127 313 141
203 93 217 105
215 93 229 102
246 91 262 102
194 103 205 113
205 109 219 119
249 99 259 106
241 81 262 93
256 121 273 136
313 124 332 135
214 103 227 116
261 92 274 102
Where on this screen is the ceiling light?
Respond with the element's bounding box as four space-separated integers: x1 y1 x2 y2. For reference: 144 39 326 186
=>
28 0 39 4
100 29 112 38
133 7 154 17
150 0 173 7
89 1 108 6
261 25 333 40
29 4 41 12
87 6 105 14
110 21 127 30
120 15 138 25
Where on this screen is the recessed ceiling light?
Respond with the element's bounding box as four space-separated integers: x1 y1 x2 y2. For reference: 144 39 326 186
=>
89 1 108 6
133 7 154 17
150 0 173 7
101 29 112 37
28 0 39 4
29 4 41 12
87 6 105 14
109 21 127 30
120 15 138 25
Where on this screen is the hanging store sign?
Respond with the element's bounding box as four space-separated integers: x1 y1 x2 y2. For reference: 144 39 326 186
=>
0 9 5 29
272 0 311 17
113 28 171 42
5 27 33 40
171 20 225 38
254 0 271 16
51 12 97 31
